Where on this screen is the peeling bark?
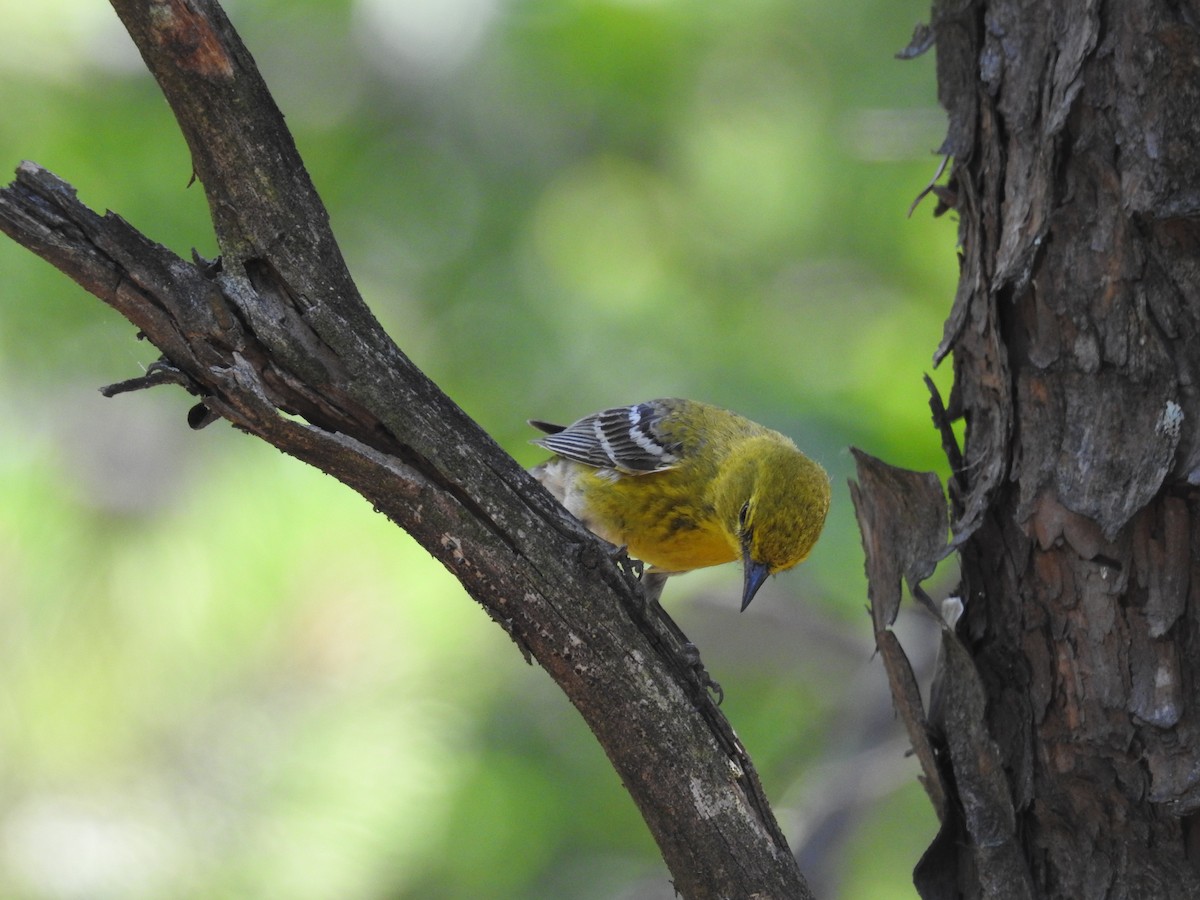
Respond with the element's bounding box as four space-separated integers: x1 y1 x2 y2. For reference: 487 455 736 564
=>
856 2 1200 897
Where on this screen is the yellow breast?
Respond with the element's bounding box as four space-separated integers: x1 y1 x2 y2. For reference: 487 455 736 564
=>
573 465 738 574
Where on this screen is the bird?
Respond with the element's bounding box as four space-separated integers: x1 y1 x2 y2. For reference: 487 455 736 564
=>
529 398 830 611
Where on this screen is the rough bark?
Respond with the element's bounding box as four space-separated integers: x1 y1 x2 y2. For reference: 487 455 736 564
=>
855 2 1200 898
0 2 813 897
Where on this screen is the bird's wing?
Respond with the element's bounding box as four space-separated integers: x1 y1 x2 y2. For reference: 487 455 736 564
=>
530 400 683 474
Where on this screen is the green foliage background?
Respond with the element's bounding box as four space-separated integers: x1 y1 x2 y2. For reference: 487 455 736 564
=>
0 1 957 897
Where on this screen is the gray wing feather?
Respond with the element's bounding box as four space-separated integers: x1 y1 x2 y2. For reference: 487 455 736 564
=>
530 400 682 474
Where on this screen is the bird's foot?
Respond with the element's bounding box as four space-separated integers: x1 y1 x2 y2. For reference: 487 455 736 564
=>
680 641 724 705
601 552 724 705
642 588 723 705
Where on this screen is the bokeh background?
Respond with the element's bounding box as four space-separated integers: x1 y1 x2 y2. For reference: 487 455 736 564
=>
0 1 959 897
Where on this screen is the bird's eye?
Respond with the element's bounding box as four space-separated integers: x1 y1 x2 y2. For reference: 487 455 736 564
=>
738 501 751 531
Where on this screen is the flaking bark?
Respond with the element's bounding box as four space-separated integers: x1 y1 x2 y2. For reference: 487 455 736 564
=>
857 2 1200 897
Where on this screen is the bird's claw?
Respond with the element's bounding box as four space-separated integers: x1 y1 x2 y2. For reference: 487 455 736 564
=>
680 641 724 705
604 553 724 705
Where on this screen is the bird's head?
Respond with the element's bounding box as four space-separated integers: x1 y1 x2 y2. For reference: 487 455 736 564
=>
714 439 831 611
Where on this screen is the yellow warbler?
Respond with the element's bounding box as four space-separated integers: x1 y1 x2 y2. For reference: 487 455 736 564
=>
530 398 830 610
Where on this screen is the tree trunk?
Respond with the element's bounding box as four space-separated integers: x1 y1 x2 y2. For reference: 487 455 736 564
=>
858 2 1200 897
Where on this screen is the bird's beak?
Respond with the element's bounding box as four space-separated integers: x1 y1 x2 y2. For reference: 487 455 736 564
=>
741 556 771 612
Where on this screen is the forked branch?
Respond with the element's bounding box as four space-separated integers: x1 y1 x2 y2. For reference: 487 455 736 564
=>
0 2 812 897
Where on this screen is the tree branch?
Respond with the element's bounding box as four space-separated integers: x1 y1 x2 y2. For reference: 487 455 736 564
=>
0 2 813 896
